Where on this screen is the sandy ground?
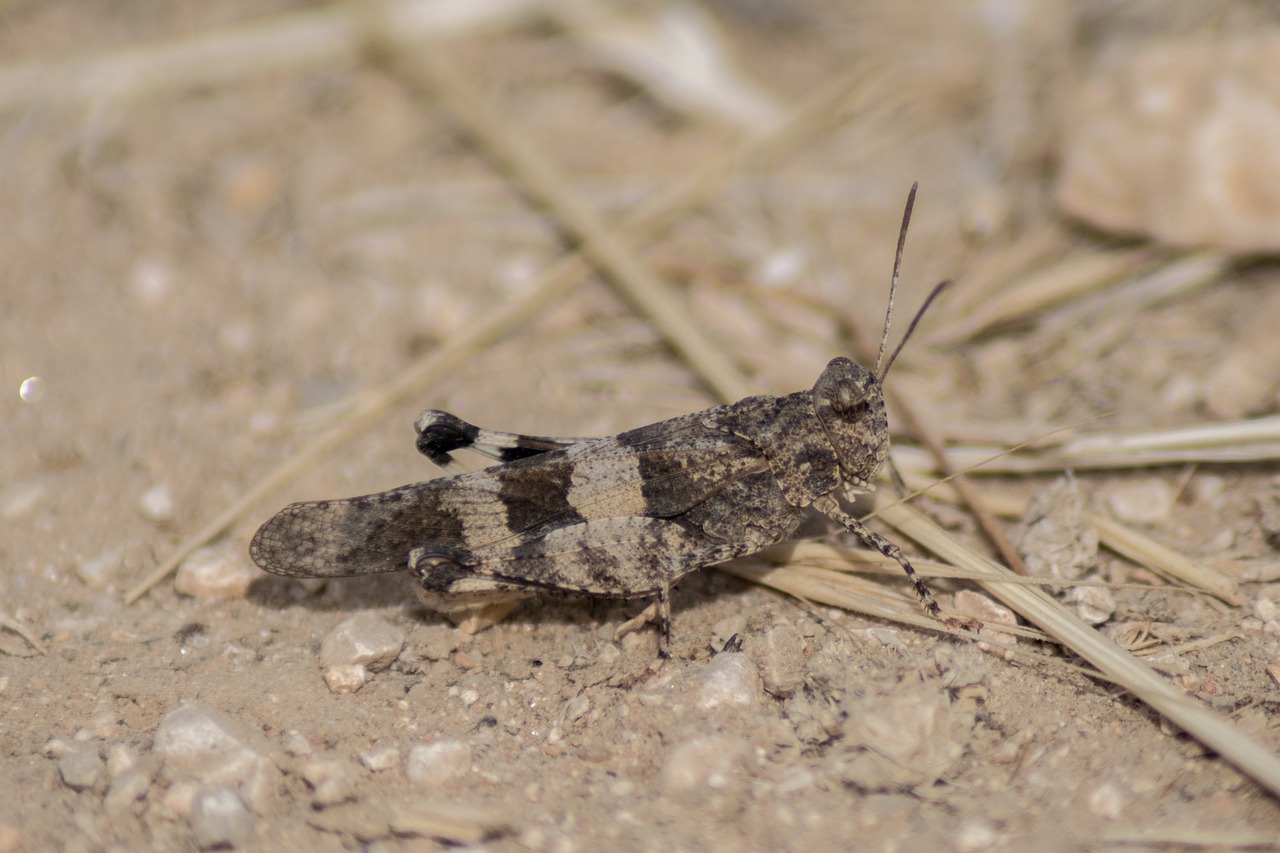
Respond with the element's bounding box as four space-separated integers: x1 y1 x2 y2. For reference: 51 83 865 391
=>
4 1 1280 850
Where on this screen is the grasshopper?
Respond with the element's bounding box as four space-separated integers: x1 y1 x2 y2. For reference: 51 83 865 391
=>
250 187 954 652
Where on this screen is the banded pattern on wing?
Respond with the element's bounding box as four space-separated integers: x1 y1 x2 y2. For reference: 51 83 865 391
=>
417 470 806 599
250 406 775 580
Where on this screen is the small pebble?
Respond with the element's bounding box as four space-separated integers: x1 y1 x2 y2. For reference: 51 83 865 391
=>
709 614 747 650
59 750 105 792
405 739 472 788
323 663 367 694
1087 781 1124 820
77 545 127 588
153 703 280 813
1 480 46 520
660 735 748 795
954 818 1000 852
1106 479 1174 525
301 759 358 808
190 787 253 850
138 484 175 522
696 652 758 711
319 613 405 671
105 742 140 780
174 544 255 599
1020 478 1097 581
74 711 120 741
1254 597 1278 623
757 624 804 697
281 731 313 757
1065 585 1117 625
104 767 151 812
359 745 401 772
954 590 1018 643
42 736 76 759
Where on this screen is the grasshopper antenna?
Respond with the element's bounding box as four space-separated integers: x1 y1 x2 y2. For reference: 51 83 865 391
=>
875 183 949 380
874 183 916 378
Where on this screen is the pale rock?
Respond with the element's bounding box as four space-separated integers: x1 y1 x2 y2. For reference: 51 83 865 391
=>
174 544 255 599
954 590 1019 648
1065 585 1116 625
1056 33 1280 252
58 750 105 792
955 819 1001 853
104 767 151 812
660 735 748 795
1254 597 1278 623
153 703 281 813
139 484 175 522
696 653 758 711
756 624 804 697
1087 781 1124 820
1019 478 1097 581
406 739 472 788
1106 479 1174 525
105 742 140 780
835 685 965 791
319 613 405 671
301 759 358 808
280 731 313 757
323 664 367 694
189 787 253 849
359 745 401 772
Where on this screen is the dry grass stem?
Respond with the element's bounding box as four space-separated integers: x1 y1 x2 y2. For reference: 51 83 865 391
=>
931 247 1159 344
893 414 1280 473
0 0 546 112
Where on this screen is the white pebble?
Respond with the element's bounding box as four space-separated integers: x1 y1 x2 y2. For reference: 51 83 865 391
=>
1255 597 1278 622
697 653 758 710
58 750 105 792
1106 479 1174 525
105 742 139 780
281 731 313 757
405 739 472 788
954 590 1018 644
323 664 367 694
190 787 253 850
955 818 1000 852
174 544 255 599
77 545 127 588
301 759 358 807
756 624 804 698
359 745 401 772
660 735 748 795
1065 585 1117 626
138 484 175 522
1087 781 1124 820
319 613 405 672
153 703 281 813
104 768 151 812
74 710 121 741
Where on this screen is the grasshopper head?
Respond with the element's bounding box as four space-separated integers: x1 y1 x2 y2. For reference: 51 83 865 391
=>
811 356 889 492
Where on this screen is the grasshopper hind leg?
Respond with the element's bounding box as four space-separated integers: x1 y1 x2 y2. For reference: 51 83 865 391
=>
409 546 535 631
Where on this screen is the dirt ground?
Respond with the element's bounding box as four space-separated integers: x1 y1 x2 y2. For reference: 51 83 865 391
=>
4 1 1280 850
